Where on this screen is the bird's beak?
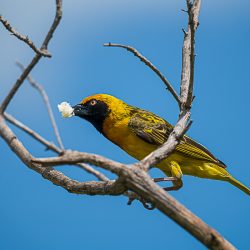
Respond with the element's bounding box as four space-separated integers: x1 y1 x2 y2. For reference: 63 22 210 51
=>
73 104 88 117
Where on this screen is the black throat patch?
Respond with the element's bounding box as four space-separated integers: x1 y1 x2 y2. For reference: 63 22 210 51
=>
76 100 110 133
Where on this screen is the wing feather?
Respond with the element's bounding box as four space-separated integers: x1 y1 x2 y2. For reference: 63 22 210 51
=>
129 111 171 145
128 110 226 168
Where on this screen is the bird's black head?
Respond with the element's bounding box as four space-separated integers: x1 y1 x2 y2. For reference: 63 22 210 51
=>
73 98 110 133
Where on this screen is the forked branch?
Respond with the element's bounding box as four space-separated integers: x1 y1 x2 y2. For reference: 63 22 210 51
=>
0 15 51 57
4 113 109 182
0 0 62 114
104 43 181 106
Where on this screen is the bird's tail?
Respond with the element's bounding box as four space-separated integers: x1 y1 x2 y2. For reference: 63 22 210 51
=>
228 176 250 195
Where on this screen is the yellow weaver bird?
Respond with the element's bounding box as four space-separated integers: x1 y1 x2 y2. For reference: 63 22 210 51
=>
73 94 250 195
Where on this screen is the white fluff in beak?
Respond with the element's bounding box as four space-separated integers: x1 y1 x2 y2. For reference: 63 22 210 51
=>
58 102 74 118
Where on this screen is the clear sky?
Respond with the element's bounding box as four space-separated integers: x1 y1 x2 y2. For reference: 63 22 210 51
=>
1 0 250 249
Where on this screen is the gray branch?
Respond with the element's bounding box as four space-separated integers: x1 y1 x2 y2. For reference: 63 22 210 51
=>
15 61 64 150
0 15 51 57
0 116 123 195
180 0 201 110
104 43 181 106
0 0 62 114
4 113 109 182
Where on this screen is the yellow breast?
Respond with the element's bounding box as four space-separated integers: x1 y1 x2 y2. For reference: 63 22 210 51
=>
103 114 156 160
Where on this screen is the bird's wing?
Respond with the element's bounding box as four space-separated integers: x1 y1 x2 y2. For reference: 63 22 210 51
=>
128 111 226 168
177 137 226 168
128 111 172 145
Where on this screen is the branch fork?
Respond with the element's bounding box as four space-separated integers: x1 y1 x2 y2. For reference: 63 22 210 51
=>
0 15 51 57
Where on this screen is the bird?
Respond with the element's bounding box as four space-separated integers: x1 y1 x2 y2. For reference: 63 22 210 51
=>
72 93 250 195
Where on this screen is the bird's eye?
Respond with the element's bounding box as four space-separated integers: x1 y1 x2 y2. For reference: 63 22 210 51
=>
90 99 97 106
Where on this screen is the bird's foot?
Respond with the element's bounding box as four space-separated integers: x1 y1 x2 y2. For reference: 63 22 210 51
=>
127 192 155 210
153 176 183 192
163 179 183 191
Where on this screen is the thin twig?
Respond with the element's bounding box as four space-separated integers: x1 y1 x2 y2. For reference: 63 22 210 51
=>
41 0 62 50
0 0 62 114
4 113 60 153
15 61 64 150
0 54 41 113
0 15 51 57
103 43 181 106
4 112 109 182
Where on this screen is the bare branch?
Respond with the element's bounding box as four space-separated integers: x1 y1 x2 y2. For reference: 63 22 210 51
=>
180 0 201 110
16 61 64 149
136 0 201 171
136 1 201 170
104 43 181 106
32 150 127 176
0 116 122 195
4 112 60 153
0 0 62 114
4 112 109 182
75 163 109 182
0 15 51 57
41 0 62 50
0 55 40 113
29 147 235 250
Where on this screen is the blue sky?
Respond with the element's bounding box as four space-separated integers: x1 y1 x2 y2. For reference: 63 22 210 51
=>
1 0 250 249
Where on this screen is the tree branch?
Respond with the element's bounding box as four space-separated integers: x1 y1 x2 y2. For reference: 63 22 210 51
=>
0 15 51 57
132 0 201 171
180 0 201 110
103 43 181 106
33 150 127 176
4 112 60 153
15 61 64 149
0 0 62 114
4 112 109 182
30 147 234 249
75 163 109 182
0 116 122 195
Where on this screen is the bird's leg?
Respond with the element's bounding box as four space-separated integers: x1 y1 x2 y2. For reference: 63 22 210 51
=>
163 161 183 191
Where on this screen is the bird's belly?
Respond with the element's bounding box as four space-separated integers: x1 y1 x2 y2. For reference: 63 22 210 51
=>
118 133 157 160
103 119 157 160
